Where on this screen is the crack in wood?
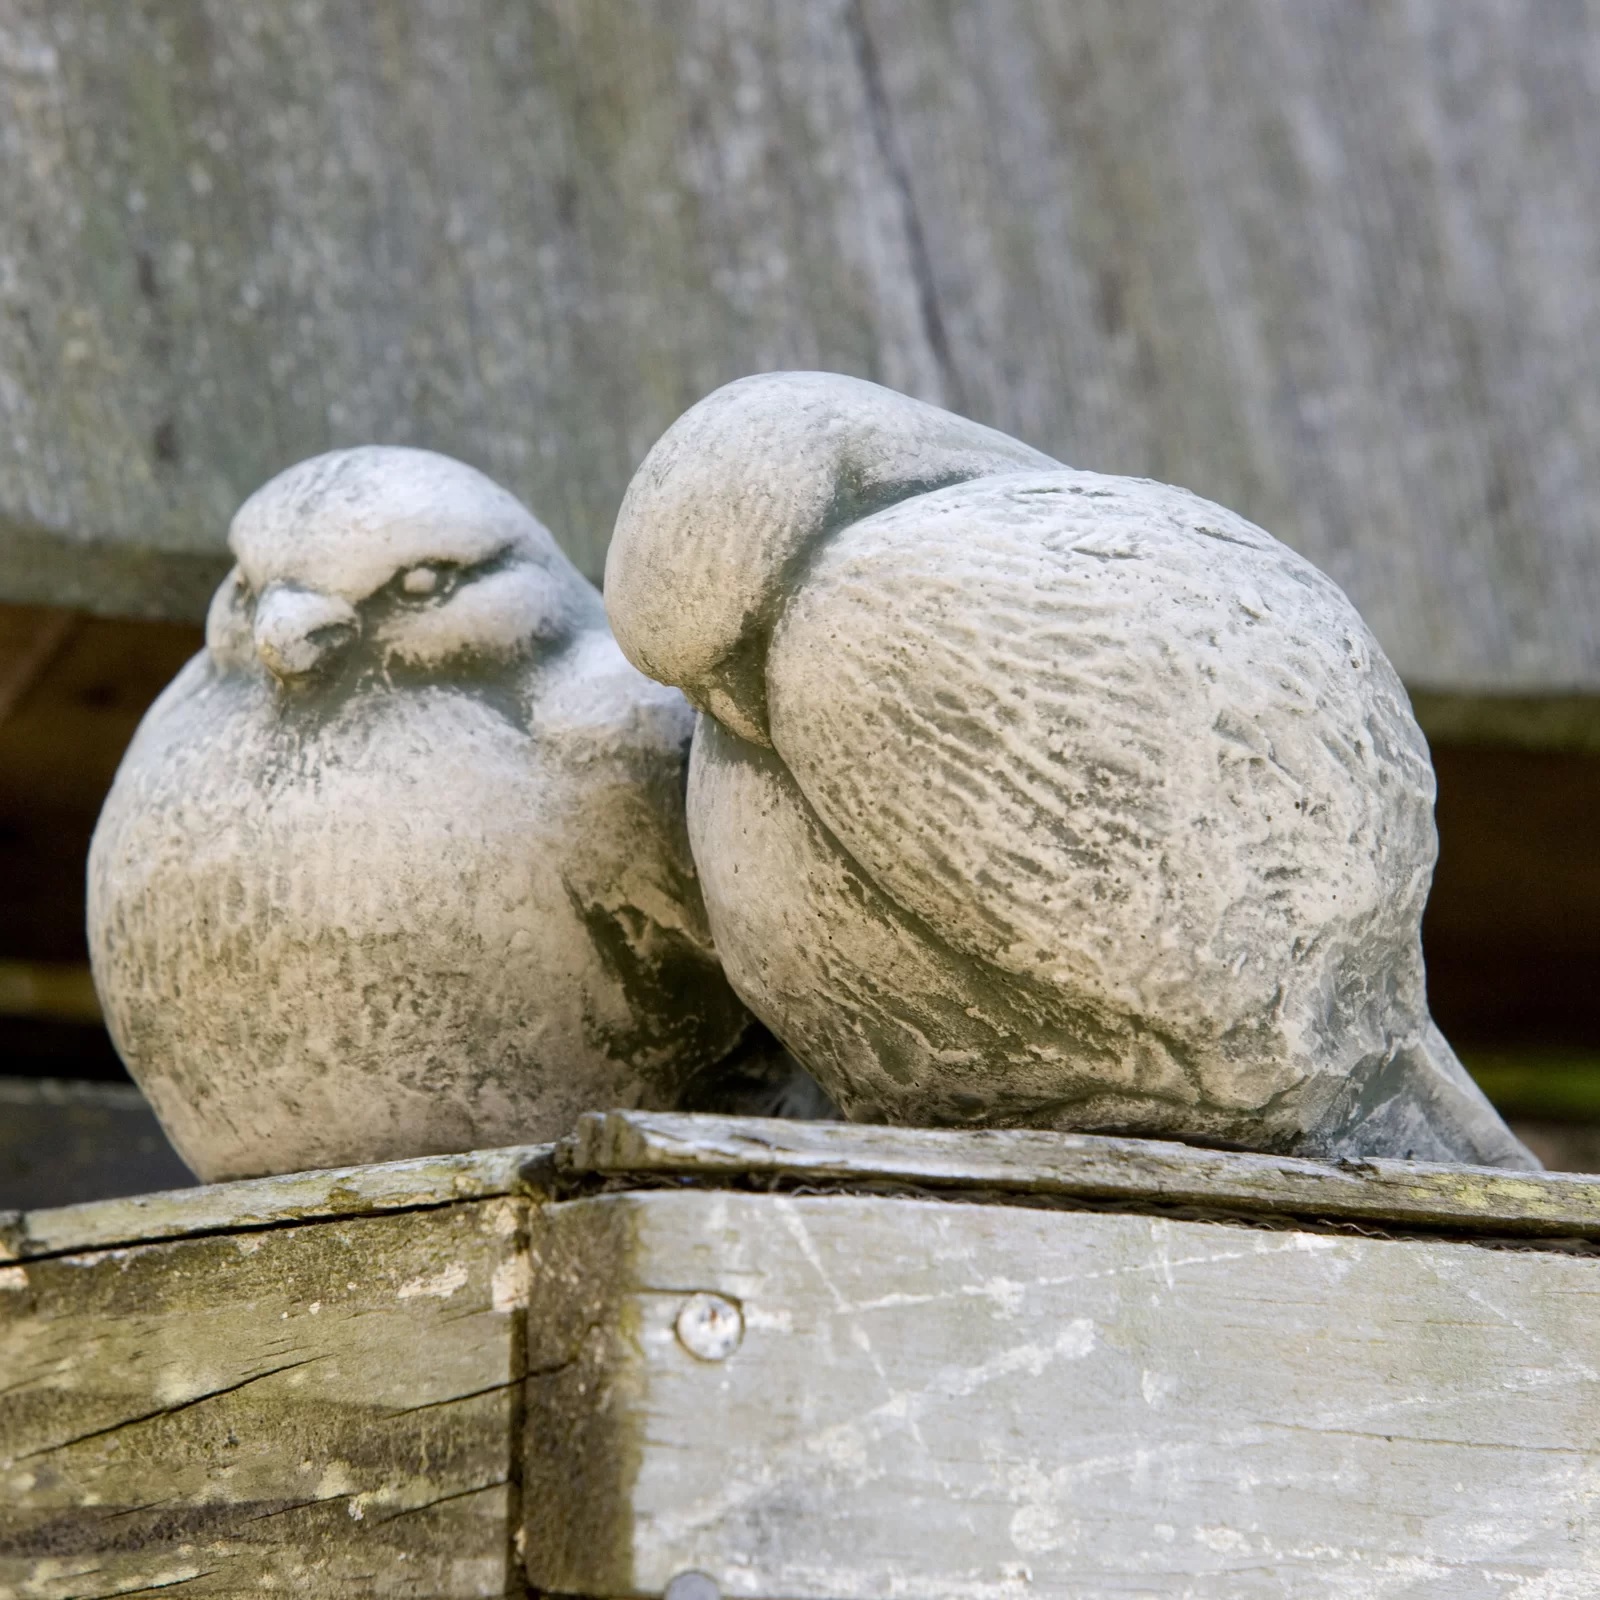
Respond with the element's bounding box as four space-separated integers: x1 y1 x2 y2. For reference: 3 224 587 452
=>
548 1166 1600 1257
844 0 961 411
16 1356 328 1461
385 1376 525 1419
9 1191 520 1268
559 1112 1600 1246
80 1571 223 1599
366 1479 508 1527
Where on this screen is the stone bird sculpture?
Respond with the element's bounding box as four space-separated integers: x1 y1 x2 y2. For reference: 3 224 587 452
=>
605 372 1535 1168
89 447 749 1181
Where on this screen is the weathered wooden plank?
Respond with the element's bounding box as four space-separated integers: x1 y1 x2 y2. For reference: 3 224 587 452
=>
0 609 75 729
863 0 1600 698
3 1143 546 1262
0 1198 530 1598
0 0 934 615
9 1117 1600 1595
3 2 1600 705
563 1110 1600 1239
524 1188 1600 1599
1408 692 1600 756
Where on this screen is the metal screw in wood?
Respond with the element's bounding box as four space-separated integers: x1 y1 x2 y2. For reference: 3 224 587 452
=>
674 1292 743 1361
663 1572 721 1600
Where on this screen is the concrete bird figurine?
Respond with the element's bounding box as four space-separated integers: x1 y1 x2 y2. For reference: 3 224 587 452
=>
89 447 749 1181
605 372 1535 1168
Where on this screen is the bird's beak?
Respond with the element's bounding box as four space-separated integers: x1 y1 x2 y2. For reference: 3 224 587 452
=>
253 583 359 686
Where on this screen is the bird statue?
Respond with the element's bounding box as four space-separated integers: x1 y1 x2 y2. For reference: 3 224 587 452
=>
88 446 752 1182
604 371 1536 1168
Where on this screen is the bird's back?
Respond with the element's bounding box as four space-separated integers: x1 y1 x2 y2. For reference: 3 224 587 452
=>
763 468 1439 1136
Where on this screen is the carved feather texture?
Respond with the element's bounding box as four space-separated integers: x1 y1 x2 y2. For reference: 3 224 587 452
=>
609 374 1534 1167
90 449 747 1181
770 471 1434 1109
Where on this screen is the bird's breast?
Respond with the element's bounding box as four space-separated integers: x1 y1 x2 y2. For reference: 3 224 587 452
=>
87 666 692 1176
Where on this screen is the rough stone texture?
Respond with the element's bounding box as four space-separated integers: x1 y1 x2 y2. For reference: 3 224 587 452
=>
607 372 1533 1168
3 1 1600 729
88 447 747 1182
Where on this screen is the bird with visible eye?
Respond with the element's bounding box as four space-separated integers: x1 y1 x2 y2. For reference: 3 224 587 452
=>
88 446 753 1181
401 563 443 597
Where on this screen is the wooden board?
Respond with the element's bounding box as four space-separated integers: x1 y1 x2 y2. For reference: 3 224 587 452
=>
0 1198 532 1599
0 0 933 618
0 1078 193 1212
564 1110 1600 1239
861 0 1600 702
0 609 203 972
525 1187 1600 1600
4 2 1600 708
2 1141 547 1261
8 1112 1600 1597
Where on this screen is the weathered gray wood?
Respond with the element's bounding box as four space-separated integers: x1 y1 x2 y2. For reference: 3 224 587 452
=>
862 0 1600 700
565 1110 1600 1238
0 1198 531 1598
525 1188 1600 1599
9 1115 1600 1595
3 1142 546 1262
3 2 1600 706
0 0 934 616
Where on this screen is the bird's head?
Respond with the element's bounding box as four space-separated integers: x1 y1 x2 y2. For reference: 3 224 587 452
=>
605 372 1058 745
207 447 602 694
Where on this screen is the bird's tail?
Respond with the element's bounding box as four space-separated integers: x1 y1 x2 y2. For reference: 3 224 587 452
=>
1309 1022 1541 1170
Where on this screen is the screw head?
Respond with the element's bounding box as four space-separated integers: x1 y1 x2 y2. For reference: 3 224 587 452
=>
675 1292 744 1361
664 1573 720 1600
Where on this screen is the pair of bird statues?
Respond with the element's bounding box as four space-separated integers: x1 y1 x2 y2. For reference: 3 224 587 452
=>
88 371 1536 1182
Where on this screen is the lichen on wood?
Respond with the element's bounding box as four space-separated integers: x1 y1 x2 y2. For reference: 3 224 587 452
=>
0 1200 532 1598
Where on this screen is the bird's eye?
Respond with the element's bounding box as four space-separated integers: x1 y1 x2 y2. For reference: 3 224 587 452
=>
400 564 443 598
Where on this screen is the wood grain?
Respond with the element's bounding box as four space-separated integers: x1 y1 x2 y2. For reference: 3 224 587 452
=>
863 0 1600 699
0 0 933 617
2 2 1598 705
3 1143 546 1262
0 1198 531 1598
525 1187 1600 1599
8 1115 1600 1595
564 1110 1600 1239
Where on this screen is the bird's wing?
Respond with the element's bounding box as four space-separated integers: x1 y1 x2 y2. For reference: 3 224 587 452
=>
530 629 750 1073
763 468 1435 1044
